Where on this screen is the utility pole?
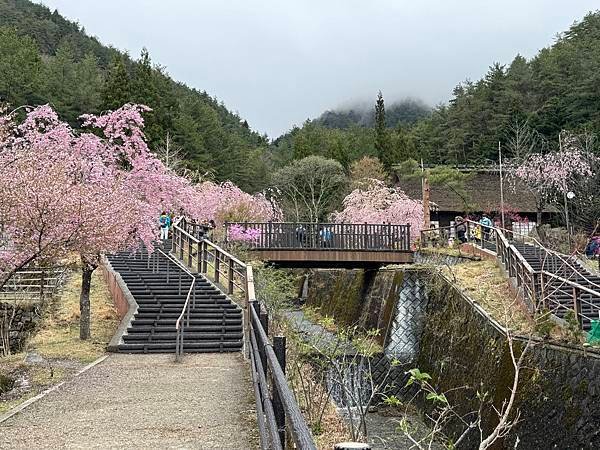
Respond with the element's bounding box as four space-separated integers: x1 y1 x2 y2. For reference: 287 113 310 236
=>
421 158 431 229
499 141 506 229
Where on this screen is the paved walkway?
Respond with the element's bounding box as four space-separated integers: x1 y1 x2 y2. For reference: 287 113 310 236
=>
0 353 258 449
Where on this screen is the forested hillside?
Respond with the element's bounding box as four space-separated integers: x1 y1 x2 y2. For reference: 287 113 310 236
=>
0 0 269 191
271 96 429 169
273 11 600 167
317 98 430 129
3 1 600 191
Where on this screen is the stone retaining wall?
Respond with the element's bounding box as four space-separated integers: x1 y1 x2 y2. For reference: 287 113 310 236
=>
0 302 41 353
305 268 600 447
419 274 600 448
101 259 138 352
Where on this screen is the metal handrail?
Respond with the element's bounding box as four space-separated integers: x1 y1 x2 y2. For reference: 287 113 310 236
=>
156 248 196 360
171 218 316 449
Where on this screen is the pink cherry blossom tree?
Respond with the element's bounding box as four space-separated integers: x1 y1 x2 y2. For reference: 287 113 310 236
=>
508 130 595 226
193 181 282 226
1 103 281 339
0 104 201 339
331 179 424 241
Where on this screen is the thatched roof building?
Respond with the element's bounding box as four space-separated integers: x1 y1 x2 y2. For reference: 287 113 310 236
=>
392 166 554 227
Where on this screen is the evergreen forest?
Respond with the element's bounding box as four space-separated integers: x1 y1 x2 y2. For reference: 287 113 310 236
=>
2 0 600 189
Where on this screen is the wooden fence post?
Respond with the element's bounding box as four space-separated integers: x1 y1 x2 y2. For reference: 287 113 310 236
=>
188 236 192 268
196 241 201 274
572 287 582 327
202 242 208 274
259 306 269 380
228 259 234 294
273 336 286 448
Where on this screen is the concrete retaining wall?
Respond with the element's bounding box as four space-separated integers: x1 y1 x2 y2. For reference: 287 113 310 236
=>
305 268 600 447
101 258 137 352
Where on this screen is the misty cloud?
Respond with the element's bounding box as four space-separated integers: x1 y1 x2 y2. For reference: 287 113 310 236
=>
39 0 600 137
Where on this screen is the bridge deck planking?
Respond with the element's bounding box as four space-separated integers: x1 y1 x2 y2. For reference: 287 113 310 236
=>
249 248 413 268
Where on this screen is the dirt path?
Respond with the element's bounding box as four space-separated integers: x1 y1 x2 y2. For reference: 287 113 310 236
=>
0 353 257 449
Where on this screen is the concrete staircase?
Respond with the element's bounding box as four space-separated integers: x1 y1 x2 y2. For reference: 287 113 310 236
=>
106 240 243 353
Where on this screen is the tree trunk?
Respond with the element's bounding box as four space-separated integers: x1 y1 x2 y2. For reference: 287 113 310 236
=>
79 264 95 340
423 174 431 229
536 207 542 227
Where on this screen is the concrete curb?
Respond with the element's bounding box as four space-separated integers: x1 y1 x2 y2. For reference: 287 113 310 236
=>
0 355 109 424
103 257 138 352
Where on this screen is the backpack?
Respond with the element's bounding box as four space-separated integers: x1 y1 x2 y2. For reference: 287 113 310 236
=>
160 216 168 228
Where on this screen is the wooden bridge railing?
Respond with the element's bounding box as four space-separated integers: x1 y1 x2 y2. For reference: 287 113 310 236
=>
171 218 316 449
225 221 412 251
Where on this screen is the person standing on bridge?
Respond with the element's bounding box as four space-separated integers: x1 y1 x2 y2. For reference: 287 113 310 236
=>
479 213 494 245
159 212 171 240
455 216 467 244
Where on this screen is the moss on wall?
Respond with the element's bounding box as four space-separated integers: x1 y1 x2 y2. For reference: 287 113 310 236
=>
305 268 600 448
305 268 415 335
419 275 600 448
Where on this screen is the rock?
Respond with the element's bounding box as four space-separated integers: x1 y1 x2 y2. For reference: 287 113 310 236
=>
24 351 45 364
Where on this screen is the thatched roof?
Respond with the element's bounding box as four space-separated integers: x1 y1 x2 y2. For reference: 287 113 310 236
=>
393 169 550 213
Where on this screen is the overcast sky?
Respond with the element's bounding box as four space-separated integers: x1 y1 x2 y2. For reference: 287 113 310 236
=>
39 1 599 138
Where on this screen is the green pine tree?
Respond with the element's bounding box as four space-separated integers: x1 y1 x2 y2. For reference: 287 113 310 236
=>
73 52 104 117
0 27 43 106
375 91 392 168
102 55 131 111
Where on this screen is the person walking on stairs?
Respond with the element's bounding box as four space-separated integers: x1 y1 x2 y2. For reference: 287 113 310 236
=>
159 211 171 240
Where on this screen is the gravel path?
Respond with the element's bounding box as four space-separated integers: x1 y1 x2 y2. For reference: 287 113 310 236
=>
0 353 258 449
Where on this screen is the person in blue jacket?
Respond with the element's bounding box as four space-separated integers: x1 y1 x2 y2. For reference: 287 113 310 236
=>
479 213 494 244
159 211 171 240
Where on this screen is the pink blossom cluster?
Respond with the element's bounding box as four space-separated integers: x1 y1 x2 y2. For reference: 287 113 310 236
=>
192 181 282 226
514 149 593 193
227 224 261 243
331 179 424 240
0 104 197 283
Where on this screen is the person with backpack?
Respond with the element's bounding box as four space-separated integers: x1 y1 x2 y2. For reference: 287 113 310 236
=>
159 212 171 240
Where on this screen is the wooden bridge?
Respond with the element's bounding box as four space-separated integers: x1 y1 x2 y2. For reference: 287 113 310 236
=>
224 222 414 268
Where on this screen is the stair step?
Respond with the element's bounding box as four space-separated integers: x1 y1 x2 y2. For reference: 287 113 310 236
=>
127 325 243 333
107 245 243 354
133 318 242 326
117 341 243 352
123 332 243 341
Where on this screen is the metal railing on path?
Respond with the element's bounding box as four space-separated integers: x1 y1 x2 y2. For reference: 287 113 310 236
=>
172 218 316 449
420 221 600 329
226 221 412 252
148 248 196 360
